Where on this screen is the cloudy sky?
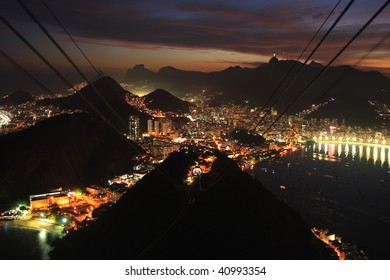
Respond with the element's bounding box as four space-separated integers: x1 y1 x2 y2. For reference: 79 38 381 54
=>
0 0 389 92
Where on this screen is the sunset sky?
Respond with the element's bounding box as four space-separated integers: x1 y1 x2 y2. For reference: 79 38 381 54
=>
0 0 389 92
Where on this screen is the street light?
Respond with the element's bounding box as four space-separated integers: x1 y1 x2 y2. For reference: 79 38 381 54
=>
192 166 202 177
192 165 203 192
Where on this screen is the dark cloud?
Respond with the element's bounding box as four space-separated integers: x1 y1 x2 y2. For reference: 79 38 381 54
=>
1 0 389 73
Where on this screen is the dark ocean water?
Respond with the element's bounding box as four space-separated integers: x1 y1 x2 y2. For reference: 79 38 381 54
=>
0 222 60 260
251 143 390 259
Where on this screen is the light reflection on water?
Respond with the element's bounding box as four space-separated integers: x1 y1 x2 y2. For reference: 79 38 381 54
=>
253 142 390 258
0 223 59 259
367 146 371 162
388 148 390 164
352 145 356 161
338 144 342 157
313 142 390 169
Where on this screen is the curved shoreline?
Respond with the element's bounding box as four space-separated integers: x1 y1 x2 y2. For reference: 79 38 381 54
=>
315 140 390 149
0 219 64 237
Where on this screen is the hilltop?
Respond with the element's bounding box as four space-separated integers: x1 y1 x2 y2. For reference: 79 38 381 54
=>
37 76 150 132
0 113 144 210
50 150 334 259
143 89 193 113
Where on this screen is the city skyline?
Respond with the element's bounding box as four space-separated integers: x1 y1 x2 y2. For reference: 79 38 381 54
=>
1 0 390 94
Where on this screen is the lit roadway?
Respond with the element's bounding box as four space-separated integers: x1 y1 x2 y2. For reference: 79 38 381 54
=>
0 110 11 126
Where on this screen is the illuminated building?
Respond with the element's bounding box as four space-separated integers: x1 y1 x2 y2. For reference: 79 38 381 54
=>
147 118 172 136
154 120 160 135
161 119 172 135
147 119 154 134
129 115 141 141
29 191 69 210
150 140 180 157
107 183 127 203
86 185 109 196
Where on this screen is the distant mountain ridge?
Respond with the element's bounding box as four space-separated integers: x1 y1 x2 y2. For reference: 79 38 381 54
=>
126 64 156 81
124 60 390 126
0 112 144 210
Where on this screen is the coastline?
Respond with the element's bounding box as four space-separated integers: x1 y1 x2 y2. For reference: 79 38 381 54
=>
0 218 64 237
251 142 390 259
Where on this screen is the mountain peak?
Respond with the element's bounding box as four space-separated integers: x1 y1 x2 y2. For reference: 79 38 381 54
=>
91 76 123 91
50 149 334 259
144 88 193 113
223 65 242 72
159 66 178 73
132 64 146 70
310 60 324 68
124 65 155 82
37 76 151 133
148 88 173 97
269 54 279 64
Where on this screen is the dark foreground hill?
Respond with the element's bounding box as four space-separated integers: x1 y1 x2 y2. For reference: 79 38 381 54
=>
143 89 193 113
37 76 150 132
50 150 334 259
0 91 34 106
0 113 144 210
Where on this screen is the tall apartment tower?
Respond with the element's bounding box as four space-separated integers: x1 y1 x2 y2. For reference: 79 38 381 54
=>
129 115 141 141
147 119 154 134
154 120 160 135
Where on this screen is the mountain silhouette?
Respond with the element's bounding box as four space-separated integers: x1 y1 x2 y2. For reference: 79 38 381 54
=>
50 150 334 259
37 76 150 132
124 60 390 126
307 66 388 126
0 91 34 106
143 89 193 113
0 113 144 210
124 64 156 82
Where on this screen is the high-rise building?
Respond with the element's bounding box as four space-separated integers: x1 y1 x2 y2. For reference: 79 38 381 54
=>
147 119 154 134
129 115 141 141
154 120 160 135
146 118 172 136
160 119 172 135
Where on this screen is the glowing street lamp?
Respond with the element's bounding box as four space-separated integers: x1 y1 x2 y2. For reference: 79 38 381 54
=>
192 165 203 192
192 166 202 176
